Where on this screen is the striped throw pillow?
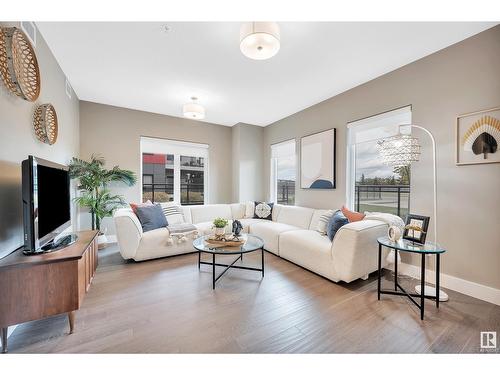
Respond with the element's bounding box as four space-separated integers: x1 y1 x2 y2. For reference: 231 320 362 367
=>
316 210 335 235
160 203 185 225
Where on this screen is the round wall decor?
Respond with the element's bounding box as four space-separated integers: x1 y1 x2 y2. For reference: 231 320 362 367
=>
0 27 40 101
33 104 58 145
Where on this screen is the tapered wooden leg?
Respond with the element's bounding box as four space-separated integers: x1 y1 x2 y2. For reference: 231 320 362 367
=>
68 311 75 334
1 327 7 353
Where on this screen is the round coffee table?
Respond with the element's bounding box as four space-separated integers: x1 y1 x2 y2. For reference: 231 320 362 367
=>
193 234 265 289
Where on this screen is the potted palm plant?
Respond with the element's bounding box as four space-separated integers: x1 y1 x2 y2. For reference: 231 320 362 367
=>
69 155 137 248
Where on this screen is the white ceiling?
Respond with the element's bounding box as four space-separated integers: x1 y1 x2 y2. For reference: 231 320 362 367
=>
37 22 496 127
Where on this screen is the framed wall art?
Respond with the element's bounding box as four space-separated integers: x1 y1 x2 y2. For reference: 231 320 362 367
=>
456 106 500 166
403 214 430 245
300 128 336 189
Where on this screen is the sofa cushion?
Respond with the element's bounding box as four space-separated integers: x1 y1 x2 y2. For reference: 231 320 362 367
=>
272 204 283 221
310 209 335 234
244 201 255 218
276 205 315 229
135 204 168 232
279 230 337 281
135 227 195 261
254 201 273 220
249 221 299 255
238 218 269 233
190 204 232 224
230 203 246 220
181 206 192 224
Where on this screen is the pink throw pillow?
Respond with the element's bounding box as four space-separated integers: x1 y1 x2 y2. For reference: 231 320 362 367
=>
341 205 365 222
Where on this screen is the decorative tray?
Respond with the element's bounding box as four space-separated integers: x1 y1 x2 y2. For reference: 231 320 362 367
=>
205 236 245 247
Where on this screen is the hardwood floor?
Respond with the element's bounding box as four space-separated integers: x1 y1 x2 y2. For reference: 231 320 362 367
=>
6 244 500 353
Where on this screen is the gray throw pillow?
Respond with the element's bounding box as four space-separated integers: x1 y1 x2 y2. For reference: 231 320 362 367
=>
135 204 168 232
326 210 349 241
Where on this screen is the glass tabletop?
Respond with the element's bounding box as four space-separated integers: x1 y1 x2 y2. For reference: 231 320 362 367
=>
193 234 264 254
377 236 446 254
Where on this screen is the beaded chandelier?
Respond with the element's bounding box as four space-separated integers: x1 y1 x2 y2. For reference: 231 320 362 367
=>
377 133 421 166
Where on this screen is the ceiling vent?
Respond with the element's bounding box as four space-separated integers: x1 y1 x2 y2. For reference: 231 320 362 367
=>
20 21 36 47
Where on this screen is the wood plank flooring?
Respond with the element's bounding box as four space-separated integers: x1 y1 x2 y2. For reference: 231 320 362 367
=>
6 244 500 353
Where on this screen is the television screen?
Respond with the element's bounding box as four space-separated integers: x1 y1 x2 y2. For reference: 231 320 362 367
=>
36 164 71 239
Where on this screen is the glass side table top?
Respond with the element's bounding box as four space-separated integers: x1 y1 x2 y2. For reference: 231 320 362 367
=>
193 233 264 254
377 236 446 254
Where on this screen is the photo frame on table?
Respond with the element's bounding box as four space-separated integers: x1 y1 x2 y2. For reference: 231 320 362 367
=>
455 106 500 166
403 214 430 244
300 128 336 189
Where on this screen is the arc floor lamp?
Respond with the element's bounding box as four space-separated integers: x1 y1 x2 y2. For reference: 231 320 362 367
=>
377 124 449 301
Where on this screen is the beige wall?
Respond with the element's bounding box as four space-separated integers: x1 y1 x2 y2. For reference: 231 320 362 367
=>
79 101 233 234
263 25 500 289
231 123 264 202
0 22 80 258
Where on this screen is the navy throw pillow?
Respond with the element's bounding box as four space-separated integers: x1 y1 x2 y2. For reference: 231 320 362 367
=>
326 210 348 241
254 201 274 220
135 204 168 232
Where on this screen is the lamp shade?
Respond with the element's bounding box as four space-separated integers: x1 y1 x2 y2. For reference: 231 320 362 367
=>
183 102 205 120
377 134 420 166
240 22 280 60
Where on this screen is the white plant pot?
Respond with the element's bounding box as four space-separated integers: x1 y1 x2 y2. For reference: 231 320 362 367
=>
214 227 225 236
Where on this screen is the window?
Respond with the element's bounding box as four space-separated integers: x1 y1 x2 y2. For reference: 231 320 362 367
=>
270 139 296 205
180 156 204 205
140 137 209 205
142 154 174 202
346 106 412 218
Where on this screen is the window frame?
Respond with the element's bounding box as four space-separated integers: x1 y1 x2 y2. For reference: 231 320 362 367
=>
270 138 297 205
346 106 412 214
140 136 209 205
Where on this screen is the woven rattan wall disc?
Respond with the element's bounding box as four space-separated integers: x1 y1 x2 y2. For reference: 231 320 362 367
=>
33 104 58 145
0 27 40 101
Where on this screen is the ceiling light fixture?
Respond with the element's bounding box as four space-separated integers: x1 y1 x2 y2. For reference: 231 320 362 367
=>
240 22 280 60
183 97 205 120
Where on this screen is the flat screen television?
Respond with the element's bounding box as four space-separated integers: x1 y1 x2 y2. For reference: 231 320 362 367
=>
22 156 76 253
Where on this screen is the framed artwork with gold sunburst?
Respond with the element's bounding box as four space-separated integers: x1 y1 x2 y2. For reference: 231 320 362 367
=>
456 106 500 166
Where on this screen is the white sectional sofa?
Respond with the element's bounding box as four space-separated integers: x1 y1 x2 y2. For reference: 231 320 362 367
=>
113 203 389 283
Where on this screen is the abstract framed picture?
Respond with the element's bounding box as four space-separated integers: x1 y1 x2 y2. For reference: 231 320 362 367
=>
300 128 336 189
456 106 500 166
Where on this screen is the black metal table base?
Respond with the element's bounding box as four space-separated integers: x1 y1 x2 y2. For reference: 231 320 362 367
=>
199 248 265 289
378 244 440 320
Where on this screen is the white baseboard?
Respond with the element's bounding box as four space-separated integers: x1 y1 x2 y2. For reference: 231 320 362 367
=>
388 262 500 306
